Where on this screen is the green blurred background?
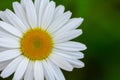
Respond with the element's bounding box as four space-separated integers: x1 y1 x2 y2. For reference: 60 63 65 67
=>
0 0 120 80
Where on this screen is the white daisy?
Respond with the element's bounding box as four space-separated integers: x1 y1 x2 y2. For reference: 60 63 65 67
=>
0 0 87 80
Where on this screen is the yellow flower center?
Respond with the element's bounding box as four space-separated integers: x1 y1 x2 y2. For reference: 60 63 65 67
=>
20 28 53 60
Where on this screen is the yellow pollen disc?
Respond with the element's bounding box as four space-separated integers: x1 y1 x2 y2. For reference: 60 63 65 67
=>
20 28 53 60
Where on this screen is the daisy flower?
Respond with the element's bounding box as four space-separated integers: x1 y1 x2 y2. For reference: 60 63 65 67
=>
0 0 87 80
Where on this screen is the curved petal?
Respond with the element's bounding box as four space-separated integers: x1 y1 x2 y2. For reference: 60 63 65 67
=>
34 0 41 16
1 56 24 78
41 1 55 30
34 61 44 80
13 2 29 29
24 61 34 80
0 60 11 71
0 11 10 23
25 0 37 28
13 57 29 80
55 41 87 51
5 9 27 32
47 11 72 33
53 29 82 43
55 18 84 35
42 60 55 80
21 0 27 8
0 31 19 40
53 49 85 68
0 49 21 62
49 54 73 71
0 21 22 37
53 49 84 59
0 37 19 48
38 0 49 26
47 60 65 80
54 5 65 19
66 59 85 68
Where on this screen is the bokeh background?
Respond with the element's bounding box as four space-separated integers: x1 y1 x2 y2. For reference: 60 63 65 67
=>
0 0 120 80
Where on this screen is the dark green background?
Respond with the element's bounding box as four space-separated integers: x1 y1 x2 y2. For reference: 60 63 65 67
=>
0 0 120 80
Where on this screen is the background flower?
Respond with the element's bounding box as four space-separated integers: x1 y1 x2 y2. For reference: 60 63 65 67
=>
0 0 120 80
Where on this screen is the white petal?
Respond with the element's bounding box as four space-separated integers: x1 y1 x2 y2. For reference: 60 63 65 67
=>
24 61 34 80
55 41 87 51
41 1 55 30
26 0 37 28
54 29 82 43
0 60 11 71
13 57 29 80
55 18 84 35
34 0 41 16
13 2 29 29
0 37 19 48
0 49 21 62
49 54 73 71
21 0 27 8
0 21 22 37
0 11 10 23
38 0 49 26
52 50 85 68
0 47 7 52
53 49 84 59
47 60 65 80
66 59 85 68
54 5 65 19
5 9 27 32
1 56 24 78
34 61 44 80
42 60 55 80
0 31 19 40
47 11 72 33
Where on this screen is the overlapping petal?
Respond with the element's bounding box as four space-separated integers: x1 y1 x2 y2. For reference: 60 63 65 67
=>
0 0 86 80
